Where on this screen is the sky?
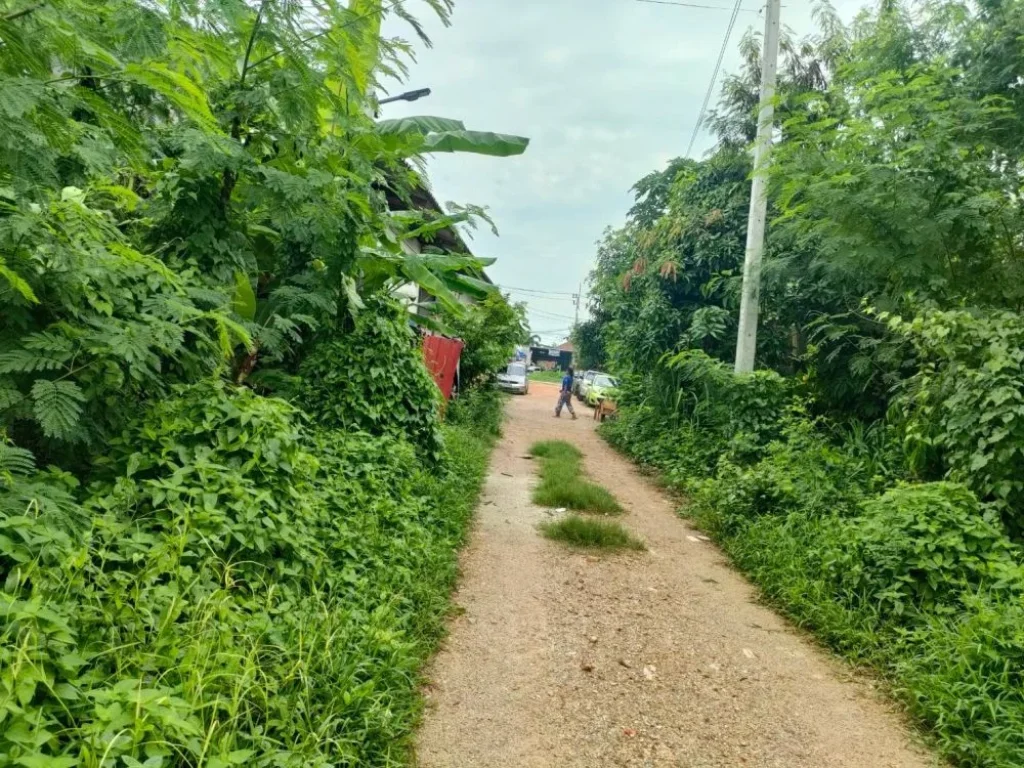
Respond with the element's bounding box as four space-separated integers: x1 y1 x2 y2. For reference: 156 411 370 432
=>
381 0 867 344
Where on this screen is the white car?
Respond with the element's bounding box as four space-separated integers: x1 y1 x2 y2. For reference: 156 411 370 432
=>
576 370 597 401
496 362 529 395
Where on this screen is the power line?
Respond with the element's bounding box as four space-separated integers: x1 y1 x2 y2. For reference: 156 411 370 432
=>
528 307 576 321
506 290 576 302
635 0 758 11
498 284 577 297
685 0 744 157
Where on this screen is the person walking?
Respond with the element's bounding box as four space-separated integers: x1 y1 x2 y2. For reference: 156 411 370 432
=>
555 366 577 419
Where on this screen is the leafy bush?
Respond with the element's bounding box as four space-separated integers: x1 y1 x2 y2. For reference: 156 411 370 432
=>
0 193 235 466
660 350 791 452
439 293 527 386
694 414 872 533
889 309 1024 533
836 483 1022 618
446 386 505 437
300 303 443 460
0 379 500 766
603 351 793 492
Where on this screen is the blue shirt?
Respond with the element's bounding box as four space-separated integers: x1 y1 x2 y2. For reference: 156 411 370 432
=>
561 374 573 392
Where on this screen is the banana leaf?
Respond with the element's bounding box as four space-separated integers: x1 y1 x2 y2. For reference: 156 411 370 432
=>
421 130 529 157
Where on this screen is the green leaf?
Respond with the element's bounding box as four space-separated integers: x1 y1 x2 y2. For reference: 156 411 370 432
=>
376 115 465 135
232 272 257 321
0 348 70 374
0 259 38 304
30 379 85 440
0 442 35 475
445 272 496 301
420 130 529 157
123 62 219 132
401 255 462 312
15 757 78 768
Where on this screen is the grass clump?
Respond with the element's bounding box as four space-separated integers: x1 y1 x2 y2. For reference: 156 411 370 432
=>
541 514 645 550
529 439 623 515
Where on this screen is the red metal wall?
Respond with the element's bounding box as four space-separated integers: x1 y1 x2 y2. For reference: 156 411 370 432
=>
422 335 464 401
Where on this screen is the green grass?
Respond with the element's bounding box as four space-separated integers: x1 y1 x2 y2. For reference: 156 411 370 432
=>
540 514 645 550
529 439 623 515
528 369 565 383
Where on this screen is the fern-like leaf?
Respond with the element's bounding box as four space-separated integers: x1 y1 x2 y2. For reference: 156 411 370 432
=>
0 347 71 374
30 379 85 440
0 442 35 476
0 378 24 411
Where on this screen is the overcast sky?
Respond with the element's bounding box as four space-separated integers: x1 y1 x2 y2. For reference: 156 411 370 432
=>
382 0 866 344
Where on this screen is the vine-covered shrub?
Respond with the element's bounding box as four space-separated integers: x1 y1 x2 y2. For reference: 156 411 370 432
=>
299 302 443 460
836 483 1022 618
446 385 505 437
889 309 1024 533
0 378 499 766
604 350 793 488
693 417 870 536
661 351 790 437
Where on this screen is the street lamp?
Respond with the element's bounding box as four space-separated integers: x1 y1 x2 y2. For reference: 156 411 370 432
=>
378 87 431 106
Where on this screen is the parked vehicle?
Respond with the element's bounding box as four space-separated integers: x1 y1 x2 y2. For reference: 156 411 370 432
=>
576 370 597 400
572 370 588 396
527 364 540 373
585 373 619 406
496 362 529 395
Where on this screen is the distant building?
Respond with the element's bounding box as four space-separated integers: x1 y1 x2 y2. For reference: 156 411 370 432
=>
529 345 573 371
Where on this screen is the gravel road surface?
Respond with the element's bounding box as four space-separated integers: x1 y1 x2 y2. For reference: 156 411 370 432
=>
415 382 937 768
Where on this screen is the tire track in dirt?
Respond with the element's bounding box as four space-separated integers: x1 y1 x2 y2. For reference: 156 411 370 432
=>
415 382 939 768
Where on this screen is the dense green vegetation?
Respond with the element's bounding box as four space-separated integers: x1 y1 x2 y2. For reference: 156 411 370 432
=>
529 440 623 515
0 0 525 764
540 515 644 551
587 2 1024 765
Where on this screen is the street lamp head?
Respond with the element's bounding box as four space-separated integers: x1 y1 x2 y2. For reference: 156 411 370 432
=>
378 87 432 106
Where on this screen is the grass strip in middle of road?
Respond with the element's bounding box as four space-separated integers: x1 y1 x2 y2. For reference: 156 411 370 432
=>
540 514 644 550
529 440 623 515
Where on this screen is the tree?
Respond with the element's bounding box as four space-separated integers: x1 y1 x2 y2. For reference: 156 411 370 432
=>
440 293 528 387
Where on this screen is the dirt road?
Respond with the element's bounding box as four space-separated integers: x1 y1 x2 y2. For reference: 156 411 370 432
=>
415 382 936 768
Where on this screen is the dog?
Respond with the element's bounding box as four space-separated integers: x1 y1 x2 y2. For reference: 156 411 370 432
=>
593 398 618 422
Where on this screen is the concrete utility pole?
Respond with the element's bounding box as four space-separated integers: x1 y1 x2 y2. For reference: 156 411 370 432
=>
734 0 781 374
572 284 581 327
